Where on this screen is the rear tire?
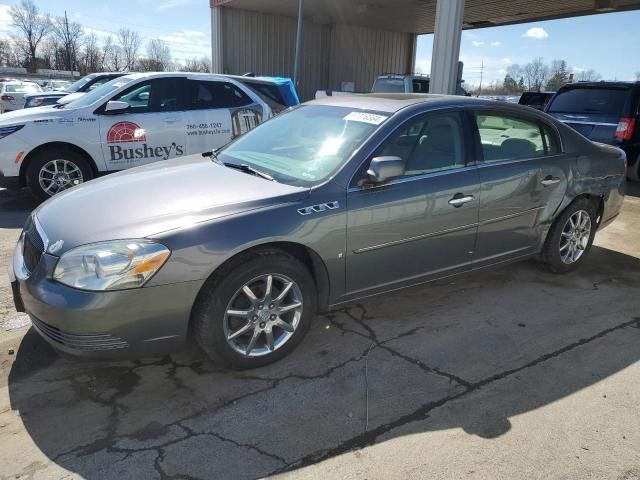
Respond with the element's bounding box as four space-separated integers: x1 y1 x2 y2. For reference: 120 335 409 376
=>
191 250 316 369
26 147 94 201
539 197 598 274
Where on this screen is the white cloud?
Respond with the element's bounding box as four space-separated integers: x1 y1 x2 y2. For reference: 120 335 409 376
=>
523 27 549 39
0 5 12 38
182 30 205 37
571 67 585 72
159 35 190 44
472 41 485 47
503 57 512 64
156 0 195 12
415 59 431 75
490 41 501 46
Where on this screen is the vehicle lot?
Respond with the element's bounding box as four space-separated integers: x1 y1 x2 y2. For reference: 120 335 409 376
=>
0 184 639 479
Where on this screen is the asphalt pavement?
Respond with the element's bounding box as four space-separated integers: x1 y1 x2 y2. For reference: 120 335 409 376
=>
0 184 639 480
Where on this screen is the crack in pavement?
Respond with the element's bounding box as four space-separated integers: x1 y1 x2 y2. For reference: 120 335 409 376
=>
268 315 640 475
325 305 473 388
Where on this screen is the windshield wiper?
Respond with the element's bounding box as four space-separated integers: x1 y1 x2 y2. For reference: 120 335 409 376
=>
223 162 274 181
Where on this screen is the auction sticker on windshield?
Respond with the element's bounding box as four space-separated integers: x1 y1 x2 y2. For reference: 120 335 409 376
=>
343 112 388 125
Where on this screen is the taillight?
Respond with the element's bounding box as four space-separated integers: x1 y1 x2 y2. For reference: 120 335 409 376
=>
0 94 14 101
615 117 635 141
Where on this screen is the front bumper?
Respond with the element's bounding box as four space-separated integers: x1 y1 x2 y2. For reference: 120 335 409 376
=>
10 235 203 358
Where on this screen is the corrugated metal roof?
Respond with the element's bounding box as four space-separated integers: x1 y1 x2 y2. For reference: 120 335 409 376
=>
217 0 640 34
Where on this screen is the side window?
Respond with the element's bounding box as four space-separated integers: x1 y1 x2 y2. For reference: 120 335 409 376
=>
111 79 179 113
475 114 547 163
376 112 465 177
187 80 252 110
412 79 429 93
541 124 561 155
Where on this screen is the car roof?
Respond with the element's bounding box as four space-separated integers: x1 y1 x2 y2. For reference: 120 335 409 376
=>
306 93 502 113
560 81 640 89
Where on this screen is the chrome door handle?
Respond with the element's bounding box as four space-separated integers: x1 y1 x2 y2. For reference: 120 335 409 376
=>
448 194 475 207
541 176 560 186
163 117 178 124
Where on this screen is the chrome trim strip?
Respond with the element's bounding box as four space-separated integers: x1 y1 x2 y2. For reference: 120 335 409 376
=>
347 165 477 193
558 120 618 127
354 222 478 254
480 206 545 226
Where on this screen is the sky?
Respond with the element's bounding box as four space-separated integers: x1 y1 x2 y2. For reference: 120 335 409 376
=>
416 10 640 87
0 0 638 83
0 0 212 63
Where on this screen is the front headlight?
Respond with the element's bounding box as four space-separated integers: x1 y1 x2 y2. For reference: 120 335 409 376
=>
0 125 25 139
53 240 170 291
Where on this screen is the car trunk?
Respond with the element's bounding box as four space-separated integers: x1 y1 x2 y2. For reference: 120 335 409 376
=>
546 85 632 144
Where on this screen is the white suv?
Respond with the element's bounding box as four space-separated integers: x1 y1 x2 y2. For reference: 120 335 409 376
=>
0 72 298 199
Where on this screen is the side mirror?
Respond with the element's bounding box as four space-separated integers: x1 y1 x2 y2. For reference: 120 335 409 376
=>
363 156 405 185
104 100 130 114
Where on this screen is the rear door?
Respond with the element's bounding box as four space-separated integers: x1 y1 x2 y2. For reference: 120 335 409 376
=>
97 77 186 170
546 85 632 143
184 79 263 154
346 110 479 295
471 110 570 267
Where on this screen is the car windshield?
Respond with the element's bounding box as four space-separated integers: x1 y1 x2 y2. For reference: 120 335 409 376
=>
64 76 135 108
66 75 95 93
217 105 387 187
548 87 630 115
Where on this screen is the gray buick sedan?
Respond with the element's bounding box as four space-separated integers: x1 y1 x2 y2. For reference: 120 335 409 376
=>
10 94 626 369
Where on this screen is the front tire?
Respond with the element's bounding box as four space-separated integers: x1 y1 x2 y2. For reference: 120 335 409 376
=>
539 197 598 273
26 147 94 201
192 250 316 369
628 154 640 182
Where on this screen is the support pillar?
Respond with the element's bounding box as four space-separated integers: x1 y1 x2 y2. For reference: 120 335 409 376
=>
211 5 224 74
429 0 465 94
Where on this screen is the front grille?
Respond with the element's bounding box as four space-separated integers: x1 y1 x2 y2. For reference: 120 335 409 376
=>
22 219 44 272
31 316 130 351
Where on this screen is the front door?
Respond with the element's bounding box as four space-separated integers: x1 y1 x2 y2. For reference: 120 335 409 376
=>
346 111 480 295
98 78 186 170
472 111 569 267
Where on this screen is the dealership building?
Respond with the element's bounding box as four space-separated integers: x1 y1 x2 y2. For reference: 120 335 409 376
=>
210 0 640 100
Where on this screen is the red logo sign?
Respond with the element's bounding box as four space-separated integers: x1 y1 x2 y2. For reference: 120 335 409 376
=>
107 122 146 144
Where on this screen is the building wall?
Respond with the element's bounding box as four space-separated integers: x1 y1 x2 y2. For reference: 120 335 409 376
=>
217 7 414 101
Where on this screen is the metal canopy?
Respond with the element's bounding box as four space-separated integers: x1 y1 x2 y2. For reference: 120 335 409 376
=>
214 0 640 33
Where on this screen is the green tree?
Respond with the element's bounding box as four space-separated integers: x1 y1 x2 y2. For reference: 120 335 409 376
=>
502 74 519 94
545 60 569 91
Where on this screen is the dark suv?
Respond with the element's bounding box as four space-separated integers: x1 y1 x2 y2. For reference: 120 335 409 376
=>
545 81 640 180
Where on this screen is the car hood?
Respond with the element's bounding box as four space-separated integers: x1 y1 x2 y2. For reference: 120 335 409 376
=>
0 105 76 125
34 154 310 253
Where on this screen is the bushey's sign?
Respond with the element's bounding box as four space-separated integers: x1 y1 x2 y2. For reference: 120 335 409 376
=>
107 121 184 163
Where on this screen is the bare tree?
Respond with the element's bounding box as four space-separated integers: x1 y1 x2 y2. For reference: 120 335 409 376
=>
52 11 84 72
102 35 123 71
180 57 211 73
522 57 549 91
9 0 52 71
574 69 602 82
138 39 172 71
80 33 102 74
117 28 141 71
0 39 15 67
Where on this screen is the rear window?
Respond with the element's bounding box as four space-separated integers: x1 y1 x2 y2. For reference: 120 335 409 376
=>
372 77 405 93
547 87 630 115
5 84 40 93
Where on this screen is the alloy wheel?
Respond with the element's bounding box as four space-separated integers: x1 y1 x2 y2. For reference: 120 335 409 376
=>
223 274 303 357
38 159 84 196
559 210 591 264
